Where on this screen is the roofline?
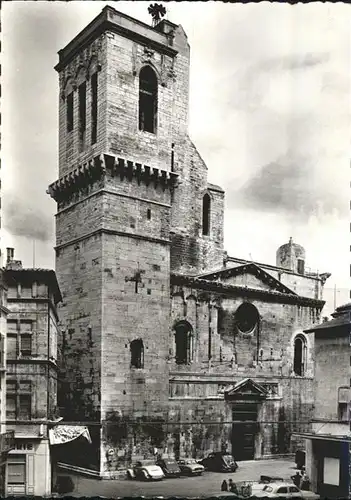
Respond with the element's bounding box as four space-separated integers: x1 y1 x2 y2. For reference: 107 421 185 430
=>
294 432 351 443
197 262 297 296
226 256 327 281
4 268 62 304
55 5 178 72
171 273 325 308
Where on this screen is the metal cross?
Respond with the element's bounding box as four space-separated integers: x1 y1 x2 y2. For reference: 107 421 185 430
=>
125 268 145 293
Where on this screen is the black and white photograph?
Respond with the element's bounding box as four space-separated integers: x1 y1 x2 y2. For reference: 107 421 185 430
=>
0 1 350 498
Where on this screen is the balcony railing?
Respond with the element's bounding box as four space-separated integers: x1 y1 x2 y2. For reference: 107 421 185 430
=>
0 430 15 454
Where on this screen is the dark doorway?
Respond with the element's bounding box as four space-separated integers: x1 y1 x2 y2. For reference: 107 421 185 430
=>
232 403 258 460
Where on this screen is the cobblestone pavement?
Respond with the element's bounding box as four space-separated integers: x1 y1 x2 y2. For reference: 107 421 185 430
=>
60 459 302 498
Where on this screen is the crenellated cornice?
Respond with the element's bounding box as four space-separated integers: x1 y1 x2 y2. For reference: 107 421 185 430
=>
47 154 179 205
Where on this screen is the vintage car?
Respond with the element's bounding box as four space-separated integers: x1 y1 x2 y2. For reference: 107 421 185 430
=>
127 460 164 481
155 458 181 478
199 452 238 472
254 482 319 499
177 458 205 476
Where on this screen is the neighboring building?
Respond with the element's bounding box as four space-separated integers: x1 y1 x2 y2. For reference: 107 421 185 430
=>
4 249 62 496
297 303 351 499
0 260 15 496
47 6 330 477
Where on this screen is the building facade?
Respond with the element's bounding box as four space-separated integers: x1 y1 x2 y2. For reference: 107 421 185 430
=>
47 6 330 477
0 262 15 496
4 249 62 496
298 303 351 499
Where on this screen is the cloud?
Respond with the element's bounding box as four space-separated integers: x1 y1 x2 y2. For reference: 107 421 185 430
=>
232 154 346 220
3 193 53 242
257 52 330 73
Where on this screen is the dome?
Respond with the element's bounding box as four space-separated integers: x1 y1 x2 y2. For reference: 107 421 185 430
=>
276 237 306 274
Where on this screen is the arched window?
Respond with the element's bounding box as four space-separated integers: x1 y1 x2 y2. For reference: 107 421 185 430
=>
235 302 259 334
139 66 158 134
130 339 144 369
174 321 193 365
293 335 307 376
202 193 211 236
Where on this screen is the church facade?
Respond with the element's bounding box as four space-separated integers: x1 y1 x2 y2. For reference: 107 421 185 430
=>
48 6 329 477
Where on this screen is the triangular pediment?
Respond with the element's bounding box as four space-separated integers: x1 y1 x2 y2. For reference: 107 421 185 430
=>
224 378 268 400
198 263 296 295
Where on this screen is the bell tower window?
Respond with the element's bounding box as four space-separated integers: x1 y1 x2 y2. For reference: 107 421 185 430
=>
78 82 87 151
202 193 211 236
91 72 98 144
139 66 158 134
66 92 74 133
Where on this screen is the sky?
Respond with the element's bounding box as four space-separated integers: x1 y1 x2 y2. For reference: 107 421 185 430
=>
2 1 350 315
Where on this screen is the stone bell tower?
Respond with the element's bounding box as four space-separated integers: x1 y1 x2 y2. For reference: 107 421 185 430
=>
47 6 192 475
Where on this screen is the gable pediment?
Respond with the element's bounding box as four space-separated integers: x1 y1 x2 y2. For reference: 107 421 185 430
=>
224 378 268 400
198 263 296 295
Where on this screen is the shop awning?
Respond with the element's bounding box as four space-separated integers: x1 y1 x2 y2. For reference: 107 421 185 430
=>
49 425 92 446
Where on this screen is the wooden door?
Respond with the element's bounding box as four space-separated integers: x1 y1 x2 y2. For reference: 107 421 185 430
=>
232 403 258 460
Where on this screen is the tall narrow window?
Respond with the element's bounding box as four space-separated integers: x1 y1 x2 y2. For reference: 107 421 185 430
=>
20 334 32 356
139 66 158 134
78 82 86 150
91 73 98 144
202 193 211 236
7 334 17 359
174 321 193 365
66 92 74 132
293 335 307 376
130 339 144 369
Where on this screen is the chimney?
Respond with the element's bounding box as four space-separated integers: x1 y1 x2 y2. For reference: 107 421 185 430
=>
6 248 14 264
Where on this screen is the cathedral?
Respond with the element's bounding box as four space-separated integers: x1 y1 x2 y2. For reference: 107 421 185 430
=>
47 6 330 477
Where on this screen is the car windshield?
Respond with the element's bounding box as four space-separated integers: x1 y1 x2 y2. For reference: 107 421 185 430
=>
165 460 177 464
222 455 234 465
140 460 156 466
185 459 198 464
263 486 273 492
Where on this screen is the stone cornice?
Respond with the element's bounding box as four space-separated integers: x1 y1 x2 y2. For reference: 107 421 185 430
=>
55 227 170 251
55 7 178 72
47 154 178 205
171 273 325 308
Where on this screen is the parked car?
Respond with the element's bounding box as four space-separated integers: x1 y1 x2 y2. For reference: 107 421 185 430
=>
156 458 181 477
259 475 285 484
127 460 164 481
177 458 205 476
199 452 238 472
295 450 306 470
254 482 319 499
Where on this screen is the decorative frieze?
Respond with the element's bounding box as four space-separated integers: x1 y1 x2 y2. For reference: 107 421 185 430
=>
59 35 104 99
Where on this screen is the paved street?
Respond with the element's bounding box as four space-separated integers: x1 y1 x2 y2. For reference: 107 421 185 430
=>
59 459 301 498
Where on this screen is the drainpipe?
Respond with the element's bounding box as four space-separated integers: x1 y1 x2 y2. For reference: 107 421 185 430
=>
47 287 50 420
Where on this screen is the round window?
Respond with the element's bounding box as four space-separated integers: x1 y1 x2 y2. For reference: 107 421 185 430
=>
235 303 259 333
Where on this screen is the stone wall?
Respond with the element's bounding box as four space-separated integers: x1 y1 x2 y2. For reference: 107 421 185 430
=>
314 335 349 420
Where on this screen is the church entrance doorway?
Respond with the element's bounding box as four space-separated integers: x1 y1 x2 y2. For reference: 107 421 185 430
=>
231 403 258 461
